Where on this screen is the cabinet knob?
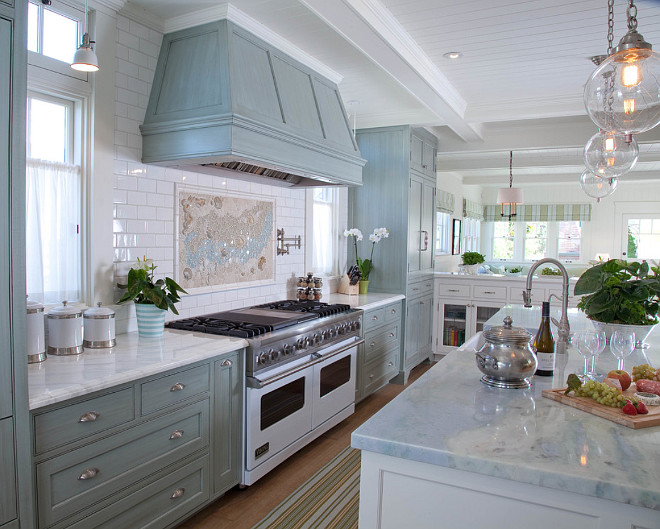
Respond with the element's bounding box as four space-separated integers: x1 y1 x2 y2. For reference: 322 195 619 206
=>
78 468 99 480
391 309 396 314
170 488 186 500
389 333 394 337
169 429 184 440
388 362 394 367
78 411 100 423
221 359 232 367
372 315 378 321
420 301 425 305
170 382 186 392
370 342 376 347
369 374 375 379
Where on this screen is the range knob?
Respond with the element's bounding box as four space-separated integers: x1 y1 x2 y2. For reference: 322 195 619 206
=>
329 327 337 338
257 352 269 365
338 324 346 335
322 330 331 340
282 343 293 355
354 320 361 330
296 338 307 350
268 348 278 361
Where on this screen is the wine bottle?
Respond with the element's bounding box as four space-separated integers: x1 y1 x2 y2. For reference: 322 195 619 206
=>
533 301 555 377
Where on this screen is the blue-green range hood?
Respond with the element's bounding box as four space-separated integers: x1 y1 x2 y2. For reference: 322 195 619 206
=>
140 20 365 187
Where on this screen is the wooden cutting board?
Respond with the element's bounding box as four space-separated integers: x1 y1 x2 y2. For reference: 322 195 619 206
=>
542 385 660 429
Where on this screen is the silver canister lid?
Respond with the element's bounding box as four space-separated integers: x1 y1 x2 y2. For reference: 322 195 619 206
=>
47 300 83 319
482 316 531 345
84 302 116 320
27 298 44 314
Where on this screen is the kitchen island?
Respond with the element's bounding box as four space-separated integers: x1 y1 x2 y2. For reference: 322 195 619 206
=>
352 315 660 528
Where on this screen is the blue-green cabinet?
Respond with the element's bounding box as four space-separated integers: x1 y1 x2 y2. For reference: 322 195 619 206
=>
350 126 437 384
1 1 31 528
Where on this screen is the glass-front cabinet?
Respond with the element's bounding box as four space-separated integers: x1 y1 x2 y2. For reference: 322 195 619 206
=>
438 300 500 352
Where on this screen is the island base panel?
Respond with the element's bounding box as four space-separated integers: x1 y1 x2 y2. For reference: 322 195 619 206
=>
358 451 660 529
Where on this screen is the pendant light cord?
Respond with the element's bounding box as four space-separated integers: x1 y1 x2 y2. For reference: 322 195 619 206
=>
509 150 513 188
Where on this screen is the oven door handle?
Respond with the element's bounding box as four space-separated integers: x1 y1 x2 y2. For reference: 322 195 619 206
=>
247 339 364 389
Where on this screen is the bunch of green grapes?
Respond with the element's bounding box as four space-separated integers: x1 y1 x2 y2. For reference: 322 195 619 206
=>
574 379 627 408
632 364 659 382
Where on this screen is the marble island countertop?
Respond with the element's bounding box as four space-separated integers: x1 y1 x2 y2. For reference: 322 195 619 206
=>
28 330 248 410
352 322 660 511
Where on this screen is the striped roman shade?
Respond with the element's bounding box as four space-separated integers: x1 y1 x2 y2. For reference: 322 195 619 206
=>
483 203 592 222
436 189 455 214
463 198 484 220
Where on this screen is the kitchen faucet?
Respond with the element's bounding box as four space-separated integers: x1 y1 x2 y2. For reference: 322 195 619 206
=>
523 258 570 355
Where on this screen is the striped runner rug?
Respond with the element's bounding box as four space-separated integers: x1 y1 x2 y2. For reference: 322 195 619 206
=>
252 446 360 529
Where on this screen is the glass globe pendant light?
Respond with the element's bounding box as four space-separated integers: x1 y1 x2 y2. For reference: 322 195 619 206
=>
584 130 638 178
584 0 660 135
579 169 618 203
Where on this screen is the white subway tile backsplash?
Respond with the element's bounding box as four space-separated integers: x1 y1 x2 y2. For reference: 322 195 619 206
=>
117 29 140 53
128 19 150 40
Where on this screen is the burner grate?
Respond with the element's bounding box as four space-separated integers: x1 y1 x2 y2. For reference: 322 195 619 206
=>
167 317 274 338
254 300 351 318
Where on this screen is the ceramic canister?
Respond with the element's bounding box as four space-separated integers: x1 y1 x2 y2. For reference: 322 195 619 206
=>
47 301 83 355
83 302 116 348
26 298 46 363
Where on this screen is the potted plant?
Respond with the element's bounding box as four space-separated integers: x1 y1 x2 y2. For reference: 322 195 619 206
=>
574 259 660 347
118 256 187 337
461 251 485 275
344 227 389 294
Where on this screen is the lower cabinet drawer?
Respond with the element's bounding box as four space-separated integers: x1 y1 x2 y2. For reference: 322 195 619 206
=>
472 285 507 301
362 348 399 396
62 456 209 529
37 399 209 528
141 364 210 416
364 324 400 363
436 282 470 298
33 387 135 454
0 417 17 526
363 306 388 331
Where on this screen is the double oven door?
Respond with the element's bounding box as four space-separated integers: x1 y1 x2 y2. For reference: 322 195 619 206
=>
245 338 359 475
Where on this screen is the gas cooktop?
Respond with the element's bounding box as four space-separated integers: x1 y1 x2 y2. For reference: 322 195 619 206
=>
166 300 352 338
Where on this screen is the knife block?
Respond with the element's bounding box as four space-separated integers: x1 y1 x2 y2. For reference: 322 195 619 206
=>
337 274 359 295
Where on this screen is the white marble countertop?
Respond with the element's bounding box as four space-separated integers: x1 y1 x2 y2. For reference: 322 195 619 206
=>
325 292 405 311
351 320 660 511
28 330 248 410
434 271 580 282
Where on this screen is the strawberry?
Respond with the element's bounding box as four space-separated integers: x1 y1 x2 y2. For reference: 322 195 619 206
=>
622 400 638 416
634 401 649 415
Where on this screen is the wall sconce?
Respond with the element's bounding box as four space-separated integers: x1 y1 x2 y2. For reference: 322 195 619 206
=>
277 228 301 256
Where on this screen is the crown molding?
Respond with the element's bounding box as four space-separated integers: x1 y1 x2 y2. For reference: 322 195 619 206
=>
161 3 342 84
92 0 126 14
118 2 165 32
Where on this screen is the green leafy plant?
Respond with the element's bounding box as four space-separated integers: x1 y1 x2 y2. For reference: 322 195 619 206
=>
461 251 485 265
574 259 660 325
541 267 563 276
506 266 522 274
118 256 187 315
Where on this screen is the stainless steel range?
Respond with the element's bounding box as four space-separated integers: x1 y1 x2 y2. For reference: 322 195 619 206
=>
167 300 363 485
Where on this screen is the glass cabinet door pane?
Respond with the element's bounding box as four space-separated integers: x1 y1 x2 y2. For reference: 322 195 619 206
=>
443 303 467 347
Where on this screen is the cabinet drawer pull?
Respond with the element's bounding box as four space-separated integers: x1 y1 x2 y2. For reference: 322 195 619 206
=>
78 411 100 423
170 488 185 500
389 333 394 337
221 359 233 367
369 374 375 379
412 288 419 292
372 315 378 321
370 342 376 347
170 382 186 392
420 301 425 305
484 291 496 294
448 289 459 292
388 362 394 367
78 468 99 480
169 429 184 440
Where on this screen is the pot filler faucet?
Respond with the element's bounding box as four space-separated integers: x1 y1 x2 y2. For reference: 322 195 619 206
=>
523 258 570 356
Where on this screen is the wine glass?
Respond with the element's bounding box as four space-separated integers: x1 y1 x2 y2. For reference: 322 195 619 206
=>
611 329 636 371
573 331 597 379
589 330 606 377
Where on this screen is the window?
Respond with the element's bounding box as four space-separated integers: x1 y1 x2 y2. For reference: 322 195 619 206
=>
492 222 516 260
435 211 451 255
627 218 660 259
524 222 547 261
26 92 82 304
558 221 581 261
28 1 80 64
307 187 346 276
461 217 481 253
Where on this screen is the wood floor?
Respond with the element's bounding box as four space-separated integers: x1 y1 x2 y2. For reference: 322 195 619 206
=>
178 361 436 529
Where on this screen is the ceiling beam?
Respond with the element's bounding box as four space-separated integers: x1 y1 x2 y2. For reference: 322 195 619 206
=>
299 0 484 142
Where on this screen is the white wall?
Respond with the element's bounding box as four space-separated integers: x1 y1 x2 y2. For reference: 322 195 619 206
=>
107 15 306 333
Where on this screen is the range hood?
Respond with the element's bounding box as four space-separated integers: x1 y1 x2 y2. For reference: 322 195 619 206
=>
141 20 365 187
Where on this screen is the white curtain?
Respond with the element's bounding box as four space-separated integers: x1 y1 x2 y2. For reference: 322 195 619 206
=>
26 159 81 304
313 199 333 275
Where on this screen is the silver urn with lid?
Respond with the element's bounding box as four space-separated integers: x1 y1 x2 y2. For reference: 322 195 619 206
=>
475 316 537 389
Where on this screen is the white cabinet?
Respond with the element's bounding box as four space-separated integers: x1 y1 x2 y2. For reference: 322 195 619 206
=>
437 298 501 352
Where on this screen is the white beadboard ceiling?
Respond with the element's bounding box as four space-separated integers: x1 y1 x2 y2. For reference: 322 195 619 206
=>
121 0 660 186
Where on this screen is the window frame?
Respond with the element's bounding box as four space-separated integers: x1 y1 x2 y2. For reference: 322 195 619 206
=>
434 210 451 255
623 214 660 260
305 187 348 278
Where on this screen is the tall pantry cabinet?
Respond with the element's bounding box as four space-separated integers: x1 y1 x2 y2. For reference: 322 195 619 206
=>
0 0 33 527
349 126 437 384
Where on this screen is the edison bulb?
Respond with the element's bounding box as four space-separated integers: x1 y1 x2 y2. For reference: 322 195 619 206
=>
580 170 618 202
584 131 638 178
584 48 660 134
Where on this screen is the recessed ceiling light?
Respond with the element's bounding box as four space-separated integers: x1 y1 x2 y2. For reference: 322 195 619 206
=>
443 51 462 59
